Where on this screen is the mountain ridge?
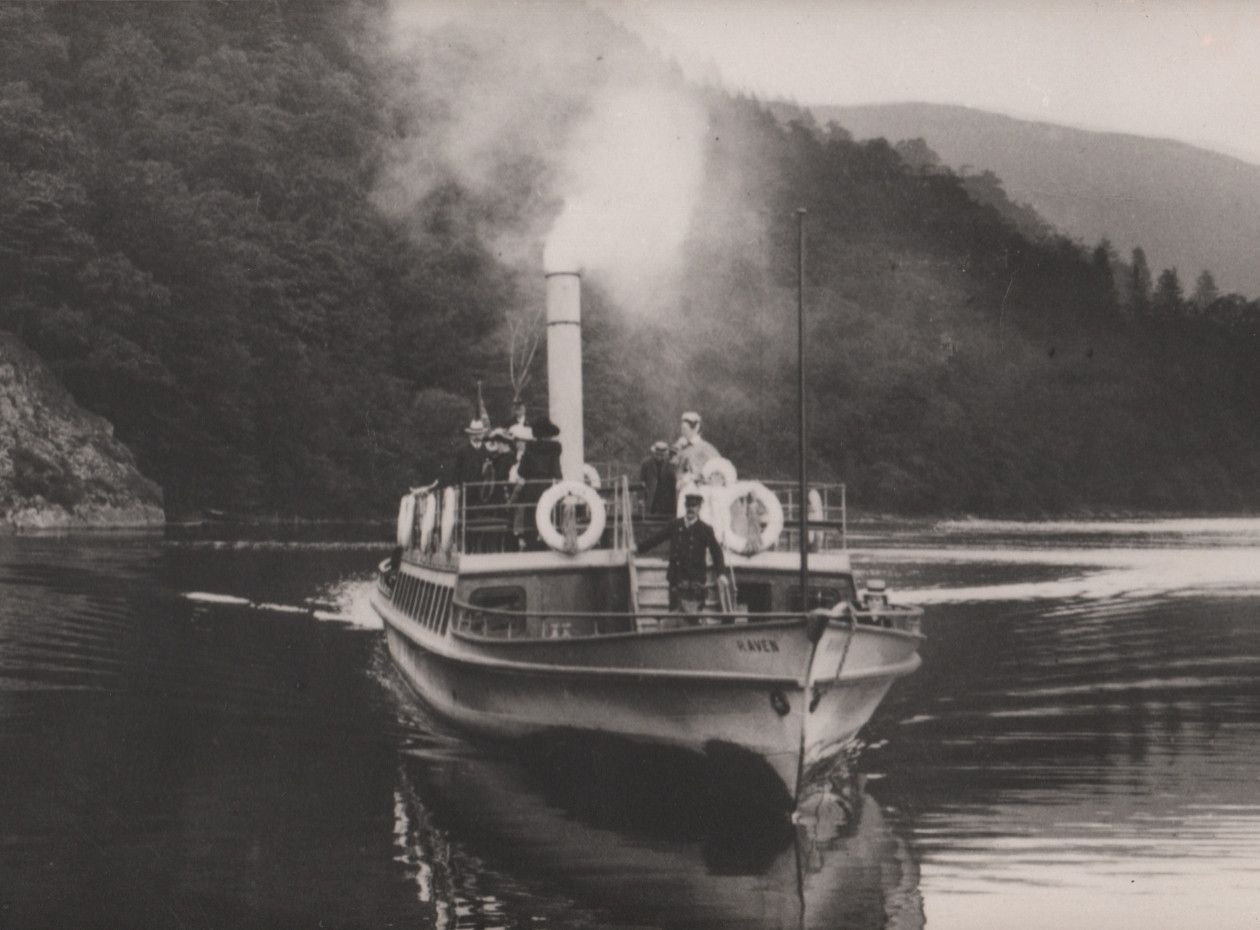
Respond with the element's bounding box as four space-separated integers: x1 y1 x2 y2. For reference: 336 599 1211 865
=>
815 101 1260 297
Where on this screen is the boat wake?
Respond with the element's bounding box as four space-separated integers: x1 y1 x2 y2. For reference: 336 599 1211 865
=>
872 545 1260 605
182 578 382 629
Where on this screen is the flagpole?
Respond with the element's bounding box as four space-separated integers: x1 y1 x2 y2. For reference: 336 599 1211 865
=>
796 207 809 608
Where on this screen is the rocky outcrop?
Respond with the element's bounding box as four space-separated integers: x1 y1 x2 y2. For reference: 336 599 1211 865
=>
0 331 164 530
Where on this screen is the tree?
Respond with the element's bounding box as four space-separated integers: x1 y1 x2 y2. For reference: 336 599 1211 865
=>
1090 238 1118 320
1190 269 1219 315
893 137 941 174
1152 267 1184 318
1128 247 1152 317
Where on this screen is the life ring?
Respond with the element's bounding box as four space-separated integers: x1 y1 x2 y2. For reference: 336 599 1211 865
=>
440 485 458 552
807 487 823 548
396 493 416 548
721 480 785 554
582 463 602 489
418 492 436 552
701 456 737 487
536 480 607 554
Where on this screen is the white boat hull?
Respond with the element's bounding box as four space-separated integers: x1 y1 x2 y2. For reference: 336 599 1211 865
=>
374 585 921 804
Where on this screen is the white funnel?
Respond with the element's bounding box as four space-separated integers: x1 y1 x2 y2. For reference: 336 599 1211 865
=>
545 271 584 480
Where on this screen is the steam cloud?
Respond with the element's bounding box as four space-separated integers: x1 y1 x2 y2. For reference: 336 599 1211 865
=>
378 0 709 315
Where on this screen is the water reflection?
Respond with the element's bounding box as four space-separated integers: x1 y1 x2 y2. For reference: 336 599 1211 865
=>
390 740 923 930
6 523 1260 929
854 523 1260 929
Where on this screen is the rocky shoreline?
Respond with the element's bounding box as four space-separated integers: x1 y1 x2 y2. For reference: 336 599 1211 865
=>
1 331 165 531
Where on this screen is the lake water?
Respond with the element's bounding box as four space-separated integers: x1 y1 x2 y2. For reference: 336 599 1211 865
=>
3 519 1259 929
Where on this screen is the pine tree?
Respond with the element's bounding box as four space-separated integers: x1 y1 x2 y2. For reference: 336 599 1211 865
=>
1191 269 1219 315
1129 247 1152 317
1153 267 1184 318
1091 239 1118 319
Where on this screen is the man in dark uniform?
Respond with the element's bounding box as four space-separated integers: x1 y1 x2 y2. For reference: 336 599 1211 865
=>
635 491 727 617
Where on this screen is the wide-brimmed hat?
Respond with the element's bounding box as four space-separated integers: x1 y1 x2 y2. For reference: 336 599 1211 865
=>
464 418 488 435
532 416 561 439
650 440 669 452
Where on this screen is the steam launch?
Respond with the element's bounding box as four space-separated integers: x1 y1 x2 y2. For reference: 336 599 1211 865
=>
371 264 923 808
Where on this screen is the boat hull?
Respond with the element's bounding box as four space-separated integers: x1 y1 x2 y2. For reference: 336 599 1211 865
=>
374 587 920 803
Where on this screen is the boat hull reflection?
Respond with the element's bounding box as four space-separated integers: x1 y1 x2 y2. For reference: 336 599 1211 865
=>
391 735 924 930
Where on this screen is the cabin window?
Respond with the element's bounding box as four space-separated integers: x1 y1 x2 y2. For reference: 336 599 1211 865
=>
467 586 523 637
409 578 422 618
737 582 774 614
408 578 421 619
787 580 856 612
469 586 527 613
420 582 435 626
438 587 453 633
417 580 429 623
431 585 446 629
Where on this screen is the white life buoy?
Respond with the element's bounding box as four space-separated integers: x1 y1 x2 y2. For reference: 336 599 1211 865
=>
807 487 824 548
582 463 602 489
440 486 458 552
418 492 436 552
701 456 737 487
536 480 607 554
396 493 416 548
721 480 785 554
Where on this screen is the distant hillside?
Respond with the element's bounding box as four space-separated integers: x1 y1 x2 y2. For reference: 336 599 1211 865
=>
6 4 1260 518
816 103 1260 297
1 332 163 530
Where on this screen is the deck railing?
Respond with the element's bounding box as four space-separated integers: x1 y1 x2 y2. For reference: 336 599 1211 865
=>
408 475 848 558
450 597 919 640
452 598 808 639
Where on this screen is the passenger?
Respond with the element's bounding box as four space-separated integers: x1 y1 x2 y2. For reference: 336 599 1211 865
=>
634 491 728 621
639 440 676 517
447 418 489 489
475 428 517 550
506 399 534 441
674 411 720 482
511 416 563 549
485 429 518 499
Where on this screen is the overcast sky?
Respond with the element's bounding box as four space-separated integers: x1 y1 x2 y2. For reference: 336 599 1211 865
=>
612 0 1260 164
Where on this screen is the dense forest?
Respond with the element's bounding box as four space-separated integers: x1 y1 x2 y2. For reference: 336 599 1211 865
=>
3 1 1260 518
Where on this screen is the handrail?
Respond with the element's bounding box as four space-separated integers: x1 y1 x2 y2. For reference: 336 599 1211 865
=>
424 476 850 556
451 595 919 624
452 596 813 623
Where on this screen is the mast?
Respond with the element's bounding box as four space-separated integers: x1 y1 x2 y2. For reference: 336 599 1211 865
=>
796 208 809 607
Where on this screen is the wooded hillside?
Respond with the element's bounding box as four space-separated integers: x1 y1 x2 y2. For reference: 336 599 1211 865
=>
3 2 1259 517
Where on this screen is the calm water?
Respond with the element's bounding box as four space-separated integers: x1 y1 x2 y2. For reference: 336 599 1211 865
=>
3 520 1260 929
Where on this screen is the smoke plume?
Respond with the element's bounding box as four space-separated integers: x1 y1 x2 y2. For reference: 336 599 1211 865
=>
377 0 709 315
